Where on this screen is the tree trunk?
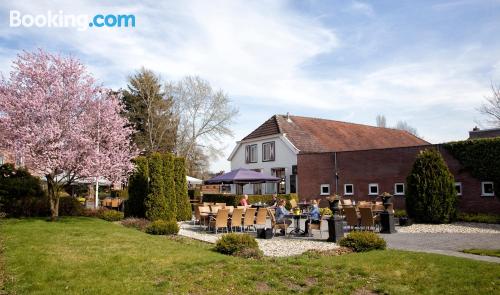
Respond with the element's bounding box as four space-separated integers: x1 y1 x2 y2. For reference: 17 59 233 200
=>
46 174 60 221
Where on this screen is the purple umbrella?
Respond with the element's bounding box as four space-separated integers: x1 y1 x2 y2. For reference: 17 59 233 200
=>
205 168 280 184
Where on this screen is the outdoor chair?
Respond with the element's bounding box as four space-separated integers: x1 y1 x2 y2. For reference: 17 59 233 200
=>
359 207 380 231
342 199 352 206
225 206 234 215
243 208 257 231
203 202 214 206
358 201 371 208
111 199 120 208
307 215 327 238
210 205 221 214
198 206 210 227
229 208 244 232
343 206 360 230
267 208 290 237
254 208 268 229
372 204 385 212
208 209 229 234
215 203 226 208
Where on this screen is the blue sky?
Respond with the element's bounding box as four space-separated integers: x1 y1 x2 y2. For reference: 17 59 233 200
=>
1 0 500 172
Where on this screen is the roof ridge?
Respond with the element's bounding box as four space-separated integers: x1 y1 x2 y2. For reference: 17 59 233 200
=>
290 114 400 131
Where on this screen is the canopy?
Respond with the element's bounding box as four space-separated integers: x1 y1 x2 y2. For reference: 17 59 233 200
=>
204 168 280 184
186 176 203 185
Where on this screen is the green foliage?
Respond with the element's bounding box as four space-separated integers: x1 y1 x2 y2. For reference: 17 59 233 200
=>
394 209 407 218
145 219 179 235
161 153 177 221
457 212 500 224
444 138 500 197
145 153 169 221
174 157 192 221
202 194 298 207
0 164 48 217
125 156 149 218
58 197 83 216
339 231 386 252
99 210 124 222
462 249 500 258
120 218 151 231
406 149 458 223
214 233 260 258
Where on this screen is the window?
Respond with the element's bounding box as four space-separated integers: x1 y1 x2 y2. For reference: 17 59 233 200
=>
289 175 297 194
344 184 354 195
245 144 258 163
272 168 286 194
368 183 379 195
455 182 462 196
394 183 405 195
481 182 494 197
320 184 330 195
262 141 275 162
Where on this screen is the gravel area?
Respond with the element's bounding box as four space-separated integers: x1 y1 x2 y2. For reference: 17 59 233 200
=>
396 222 500 234
178 222 338 257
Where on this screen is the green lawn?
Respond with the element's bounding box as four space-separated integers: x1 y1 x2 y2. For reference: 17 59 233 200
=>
1 218 499 295
463 249 500 258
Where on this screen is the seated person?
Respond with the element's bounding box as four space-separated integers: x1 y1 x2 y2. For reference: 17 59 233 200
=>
267 194 278 208
275 199 292 234
304 200 321 236
239 194 249 206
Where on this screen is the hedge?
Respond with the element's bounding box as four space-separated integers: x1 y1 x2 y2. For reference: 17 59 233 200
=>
125 156 149 218
162 153 177 220
144 153 170 221
443 138 500 198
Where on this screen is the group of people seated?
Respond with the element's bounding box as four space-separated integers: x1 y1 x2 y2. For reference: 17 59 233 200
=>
239 194 321 236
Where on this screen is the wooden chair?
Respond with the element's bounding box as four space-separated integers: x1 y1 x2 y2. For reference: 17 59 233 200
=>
342 199 352 206
267 208 290 237
359 207 379 231
243 208 257 231
225 206 234 215
237 206 246 212
198 206 210 227
230 208 244 232
308 215 327 238
358 201 371 208
215 203 226 208
209 205 221 214
203 202 214 206
255 208 268 229
209 209 229 234
343 206 360 230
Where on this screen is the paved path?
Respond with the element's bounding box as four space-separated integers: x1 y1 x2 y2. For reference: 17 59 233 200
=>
383 232 500 263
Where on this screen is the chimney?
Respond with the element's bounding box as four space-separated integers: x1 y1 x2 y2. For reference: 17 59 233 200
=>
472 126 480 131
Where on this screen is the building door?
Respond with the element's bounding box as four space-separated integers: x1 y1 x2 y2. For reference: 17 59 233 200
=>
272 168 286 194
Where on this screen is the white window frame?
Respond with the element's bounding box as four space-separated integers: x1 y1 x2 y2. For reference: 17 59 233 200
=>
320 184 330 196
368 183 379 195
481 182 494 197
394 183 405 195
262 141 275 162
344 184 354 195
455 182 462 196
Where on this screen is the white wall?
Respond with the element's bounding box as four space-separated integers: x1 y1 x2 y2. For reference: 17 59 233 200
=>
229 135 297 194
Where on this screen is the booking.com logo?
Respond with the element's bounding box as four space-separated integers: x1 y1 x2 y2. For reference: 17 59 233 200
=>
9 10 136 31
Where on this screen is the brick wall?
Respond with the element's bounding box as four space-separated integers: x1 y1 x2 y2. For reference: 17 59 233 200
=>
297 145 500 214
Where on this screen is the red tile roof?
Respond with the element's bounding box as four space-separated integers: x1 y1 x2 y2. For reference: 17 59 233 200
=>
243 114 429 152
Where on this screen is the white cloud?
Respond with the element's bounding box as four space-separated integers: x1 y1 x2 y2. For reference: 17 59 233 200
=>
348 1 375 17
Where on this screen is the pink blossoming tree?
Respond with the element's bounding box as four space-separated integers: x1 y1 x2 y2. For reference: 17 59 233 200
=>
0 49 137 220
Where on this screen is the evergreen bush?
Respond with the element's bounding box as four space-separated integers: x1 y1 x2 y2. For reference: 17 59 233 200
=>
145 153 169 221
161 153 177 221
145 219 179 235
100 210 124 222
214 233 261 258
406 149 457 223
339 232 386 252
125 156 149 218
175 157 192 221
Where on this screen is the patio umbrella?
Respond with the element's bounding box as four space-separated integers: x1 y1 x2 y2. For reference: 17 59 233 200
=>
204 168 280 184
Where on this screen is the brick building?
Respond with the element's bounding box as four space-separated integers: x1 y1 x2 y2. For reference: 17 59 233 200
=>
231 114 499 214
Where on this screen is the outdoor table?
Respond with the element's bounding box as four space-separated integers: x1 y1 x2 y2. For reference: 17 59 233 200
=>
285 213 309 235
251 202 269 209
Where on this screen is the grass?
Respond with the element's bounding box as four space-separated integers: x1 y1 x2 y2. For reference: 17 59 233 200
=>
0 217 499 294
462 249 500 258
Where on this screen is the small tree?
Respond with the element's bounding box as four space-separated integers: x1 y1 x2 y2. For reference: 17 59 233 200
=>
406 149 457 223
125 156 149 218
144 153 168 220
174 157 192 221
162 153 177 220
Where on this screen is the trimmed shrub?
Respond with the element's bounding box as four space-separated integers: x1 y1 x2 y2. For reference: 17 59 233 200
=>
145 219 179 235
161 153 177 220
339 231 386 252
233 247 263 259
394 209 407 218
0 164 48 217
406 149 458 223
125 156 149 218
145 153 169 221
121 218 151 231
174 157 192 221
100 210 124 222
214 233 260 257
457 212 500 224
59 197 84 216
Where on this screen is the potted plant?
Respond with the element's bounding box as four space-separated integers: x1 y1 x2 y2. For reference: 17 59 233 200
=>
394 209 412 226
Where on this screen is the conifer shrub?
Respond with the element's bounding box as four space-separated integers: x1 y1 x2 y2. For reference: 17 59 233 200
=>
406 149 457 223
145 153 169 221
125 156 149 218
174 157 192 221
339 232 386 252
214 233 262 258
161 153 177 221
